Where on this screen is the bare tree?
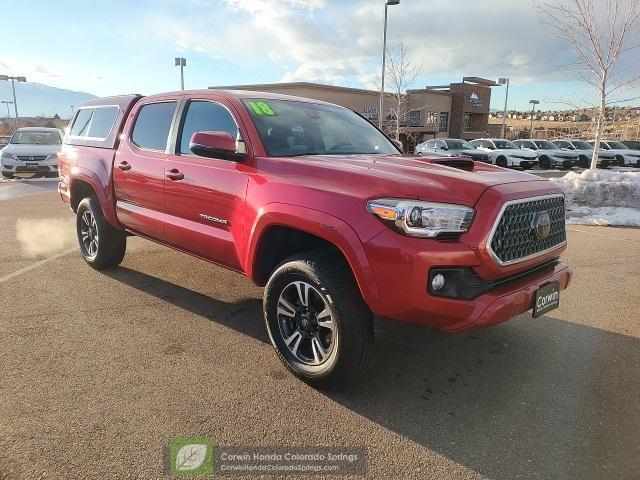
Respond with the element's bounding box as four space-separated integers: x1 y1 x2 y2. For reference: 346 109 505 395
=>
382 36 423 141
536 0 640 169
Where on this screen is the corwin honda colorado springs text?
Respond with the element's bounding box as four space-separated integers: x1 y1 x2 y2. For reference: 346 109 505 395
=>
58 90 572 387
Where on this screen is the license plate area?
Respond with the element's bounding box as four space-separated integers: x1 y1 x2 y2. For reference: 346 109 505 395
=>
533 281 559 318
26 163 39 169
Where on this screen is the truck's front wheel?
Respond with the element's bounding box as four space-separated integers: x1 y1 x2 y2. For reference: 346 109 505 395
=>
76 197 126 270
263 251 374 388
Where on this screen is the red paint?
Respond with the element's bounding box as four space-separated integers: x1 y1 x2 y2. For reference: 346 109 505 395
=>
59 89 572 332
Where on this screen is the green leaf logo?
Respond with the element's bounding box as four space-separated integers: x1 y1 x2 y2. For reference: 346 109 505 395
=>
169 437 213 476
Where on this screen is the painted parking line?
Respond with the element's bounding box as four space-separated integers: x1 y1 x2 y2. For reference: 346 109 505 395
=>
0 248 76 283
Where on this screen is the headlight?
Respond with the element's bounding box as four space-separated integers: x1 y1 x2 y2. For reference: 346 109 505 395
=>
1 151 17 160
367 198 474 238
47 153 59 161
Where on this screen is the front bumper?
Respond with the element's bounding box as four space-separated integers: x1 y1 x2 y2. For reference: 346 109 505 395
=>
509 157 538 168
363 230 571 332
1 157 58 175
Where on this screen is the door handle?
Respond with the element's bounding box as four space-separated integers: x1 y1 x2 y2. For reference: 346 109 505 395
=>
166 169 184 181
117 161 131 171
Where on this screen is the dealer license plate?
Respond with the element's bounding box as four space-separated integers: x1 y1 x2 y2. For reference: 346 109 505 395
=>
26 163 39 169
533 281 559 318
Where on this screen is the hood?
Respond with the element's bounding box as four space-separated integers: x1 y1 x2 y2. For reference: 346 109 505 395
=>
2 143 62 156
256 154 550 207
608 148 640 156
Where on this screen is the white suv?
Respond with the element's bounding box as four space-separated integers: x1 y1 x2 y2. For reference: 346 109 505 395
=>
0 127 63 179
469 138 538 169
513 139 578 170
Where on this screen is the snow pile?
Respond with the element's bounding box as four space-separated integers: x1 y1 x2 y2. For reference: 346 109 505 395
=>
550 170 640 226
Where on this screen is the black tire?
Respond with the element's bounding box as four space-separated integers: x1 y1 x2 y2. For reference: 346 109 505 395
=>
1 172 14 179
496 157 508 168
76 197 126 270
263 250 374 388
539 156 552 169
416 152 423 156
616 155 625 167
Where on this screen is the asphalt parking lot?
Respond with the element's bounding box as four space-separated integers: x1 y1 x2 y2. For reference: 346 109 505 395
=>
1 178 639 480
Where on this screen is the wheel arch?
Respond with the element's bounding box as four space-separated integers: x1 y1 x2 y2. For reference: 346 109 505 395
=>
69 168 121 229
246 204 380 304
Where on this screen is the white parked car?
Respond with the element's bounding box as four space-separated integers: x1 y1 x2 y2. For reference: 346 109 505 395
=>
553 139 617 168
513 139 578 170
1 127 63 179
414 138 490 162
590 140 640 167
469 138 538 169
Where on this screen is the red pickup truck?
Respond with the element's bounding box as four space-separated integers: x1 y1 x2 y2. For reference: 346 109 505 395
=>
59 90 571 387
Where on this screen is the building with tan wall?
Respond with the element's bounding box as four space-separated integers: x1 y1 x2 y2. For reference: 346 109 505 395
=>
212 77 496 152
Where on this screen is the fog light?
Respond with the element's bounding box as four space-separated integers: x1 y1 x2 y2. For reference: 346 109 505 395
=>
431 273 446 291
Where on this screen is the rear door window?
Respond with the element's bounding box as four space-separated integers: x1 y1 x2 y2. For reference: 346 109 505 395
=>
131 102 177 151
87 107 118 139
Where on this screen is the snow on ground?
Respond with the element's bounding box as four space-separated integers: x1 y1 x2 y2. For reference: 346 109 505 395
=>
551 170 640 226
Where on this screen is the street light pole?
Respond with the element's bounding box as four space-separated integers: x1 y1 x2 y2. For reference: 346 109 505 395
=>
529 99 540 139
1 101 13 121
174 57 186 90
497 77 510 138
379 0 399 129
0 75 27 131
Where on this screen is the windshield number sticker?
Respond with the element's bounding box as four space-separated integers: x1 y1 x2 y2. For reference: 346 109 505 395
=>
248 101 276 116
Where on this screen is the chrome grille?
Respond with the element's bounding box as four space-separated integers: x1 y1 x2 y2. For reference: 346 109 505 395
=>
17 155 47 162
488 195 566 265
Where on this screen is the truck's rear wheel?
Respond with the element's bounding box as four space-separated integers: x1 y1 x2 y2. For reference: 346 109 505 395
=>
263 251 374 388
76 197 126 270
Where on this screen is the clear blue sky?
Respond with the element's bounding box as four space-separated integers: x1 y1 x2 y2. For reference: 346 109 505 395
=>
1 0 632 111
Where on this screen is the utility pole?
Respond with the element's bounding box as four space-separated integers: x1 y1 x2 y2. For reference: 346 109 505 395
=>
529 99 540 139
379 0 400 129
497 78 510 138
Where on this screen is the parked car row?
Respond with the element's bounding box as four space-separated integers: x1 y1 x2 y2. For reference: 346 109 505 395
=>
413 137 640 169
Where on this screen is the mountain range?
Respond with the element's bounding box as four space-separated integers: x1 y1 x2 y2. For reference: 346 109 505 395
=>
0 82 97 119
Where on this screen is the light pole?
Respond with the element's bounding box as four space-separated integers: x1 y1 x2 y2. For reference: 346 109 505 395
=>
379 0 399 129
174 57 187 90
1 100 13 122
0 75 26 130
529 99 540 139
497 77 509 138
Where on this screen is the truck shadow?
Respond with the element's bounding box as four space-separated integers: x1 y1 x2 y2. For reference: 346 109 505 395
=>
329 317 640 480
104 266 269 344
104 265 639 479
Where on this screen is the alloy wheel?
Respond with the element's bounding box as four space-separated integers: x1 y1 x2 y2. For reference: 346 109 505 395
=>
80 210 99 258
276 281 336 366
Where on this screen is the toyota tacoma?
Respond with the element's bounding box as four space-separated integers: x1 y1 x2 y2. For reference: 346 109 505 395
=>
58 91 572 387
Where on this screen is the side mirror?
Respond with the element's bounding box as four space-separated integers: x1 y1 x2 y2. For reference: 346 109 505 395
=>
189 131 246 161
391 139 404 153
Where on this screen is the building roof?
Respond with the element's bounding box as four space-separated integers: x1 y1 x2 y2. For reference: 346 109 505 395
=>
210 81 380 96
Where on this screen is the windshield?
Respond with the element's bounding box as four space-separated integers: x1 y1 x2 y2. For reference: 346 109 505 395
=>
445 140 474 149
10 130 61 145
572 141 593 150
493 140 518 149
243 99 399 157
533 140 558 150
607 141 628 149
